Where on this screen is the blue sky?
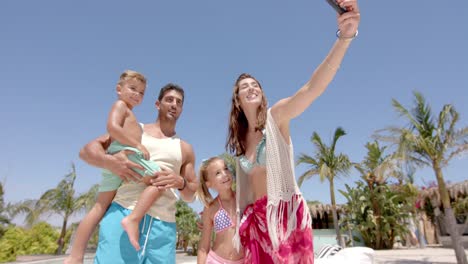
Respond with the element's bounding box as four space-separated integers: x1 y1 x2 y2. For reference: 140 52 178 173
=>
1 1 467 225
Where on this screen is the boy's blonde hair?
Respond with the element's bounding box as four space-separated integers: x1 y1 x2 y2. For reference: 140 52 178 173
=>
118 70 147 86
197 157 222 207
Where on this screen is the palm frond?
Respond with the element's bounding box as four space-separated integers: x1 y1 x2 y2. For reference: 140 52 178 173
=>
392 98 419 130
353 163 366 176
363 141 388 170
319 164 332 182
406 153 432 167
444 144 468 166
374 157 397 183
396 129 435 164
373 127 406 145
298 169 320 187
334 154 352 177
412 91 435 137
331 127 346 153
12 199 44 227
74 184 99 212
311 132 328 156
453 127 468 144
296 153 318 167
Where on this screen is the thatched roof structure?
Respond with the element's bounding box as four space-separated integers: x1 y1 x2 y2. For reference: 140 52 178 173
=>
419 180 468 208
307 203 344 219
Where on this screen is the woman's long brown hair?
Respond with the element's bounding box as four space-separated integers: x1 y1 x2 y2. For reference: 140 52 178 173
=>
226 73 268 156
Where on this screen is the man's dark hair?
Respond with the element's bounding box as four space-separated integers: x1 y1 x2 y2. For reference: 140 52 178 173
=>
158 83 185 103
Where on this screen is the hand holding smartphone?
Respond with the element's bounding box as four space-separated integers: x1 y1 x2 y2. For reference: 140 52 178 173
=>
325 0 347 14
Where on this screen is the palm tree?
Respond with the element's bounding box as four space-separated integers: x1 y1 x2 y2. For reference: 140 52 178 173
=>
296 127 352 247
175 200 200 254
377 91 467 264
15 164 98 255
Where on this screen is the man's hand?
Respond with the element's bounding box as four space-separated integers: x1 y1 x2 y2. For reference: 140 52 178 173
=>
137 144 151 160
110 151 144 182
79 134 144 183
149 169 184 190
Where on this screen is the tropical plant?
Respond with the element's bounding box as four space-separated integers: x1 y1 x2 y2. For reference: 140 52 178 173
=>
0 183 13 239
13 164 98 255
339 181 409 249
0 222 59 262
175 200 200 255
376 91 468 263
353 141 401 249
0 183 7 223
296 127 352 247
0 226 28 262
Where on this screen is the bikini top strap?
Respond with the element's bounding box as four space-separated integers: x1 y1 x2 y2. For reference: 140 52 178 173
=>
217 196 224 209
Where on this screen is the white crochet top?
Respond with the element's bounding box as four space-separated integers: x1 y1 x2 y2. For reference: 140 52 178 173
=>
233 109 312 250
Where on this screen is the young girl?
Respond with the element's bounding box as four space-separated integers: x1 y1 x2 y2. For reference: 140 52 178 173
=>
65 70 163 264
197 157 245 264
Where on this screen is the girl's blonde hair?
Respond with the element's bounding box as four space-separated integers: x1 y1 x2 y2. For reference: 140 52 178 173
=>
197 157 223 207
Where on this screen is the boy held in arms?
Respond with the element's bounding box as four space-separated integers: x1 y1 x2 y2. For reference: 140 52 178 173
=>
65 70 162 264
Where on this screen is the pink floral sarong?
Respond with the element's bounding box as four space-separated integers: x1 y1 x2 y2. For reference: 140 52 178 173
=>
239 195 314 264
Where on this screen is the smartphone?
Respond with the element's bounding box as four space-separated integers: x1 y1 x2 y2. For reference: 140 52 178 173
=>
325 0 347 14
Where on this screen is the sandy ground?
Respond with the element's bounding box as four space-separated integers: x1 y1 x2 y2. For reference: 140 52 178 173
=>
8 247 468 264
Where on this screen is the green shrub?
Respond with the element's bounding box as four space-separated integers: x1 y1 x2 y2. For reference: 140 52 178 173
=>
0 222 59 263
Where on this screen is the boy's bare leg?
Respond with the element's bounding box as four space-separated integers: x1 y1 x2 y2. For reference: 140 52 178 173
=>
64 191 116 264
121 186 161 251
